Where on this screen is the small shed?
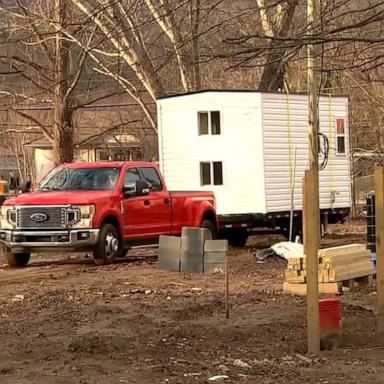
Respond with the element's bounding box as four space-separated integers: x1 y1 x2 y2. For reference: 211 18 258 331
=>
157 90 351 216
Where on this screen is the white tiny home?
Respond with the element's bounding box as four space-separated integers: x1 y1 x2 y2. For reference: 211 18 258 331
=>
157 90 351 219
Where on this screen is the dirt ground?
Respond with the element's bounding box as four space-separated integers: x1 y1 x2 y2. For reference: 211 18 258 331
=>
1 220 384 384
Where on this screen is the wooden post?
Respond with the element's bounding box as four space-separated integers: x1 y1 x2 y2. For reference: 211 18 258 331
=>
375 166 384 333
307 0 320 246
303 170 320 353
225 253 229 319
306 0 320 354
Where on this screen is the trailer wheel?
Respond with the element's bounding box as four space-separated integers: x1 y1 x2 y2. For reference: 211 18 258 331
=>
93 223 122 265
228 228 248 247
5 250 30 267
282 219 302 242
201 220 217 240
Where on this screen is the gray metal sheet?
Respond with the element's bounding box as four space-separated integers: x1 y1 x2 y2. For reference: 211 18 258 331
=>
158 235 181 271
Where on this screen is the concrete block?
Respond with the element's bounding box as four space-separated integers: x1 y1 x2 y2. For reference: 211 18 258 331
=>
158 235 181 271
204 250 226 273
204 240 228 252
180 227 209 273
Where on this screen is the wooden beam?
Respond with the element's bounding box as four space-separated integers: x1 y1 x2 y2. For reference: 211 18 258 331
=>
303 169 320 353
375 166 384 333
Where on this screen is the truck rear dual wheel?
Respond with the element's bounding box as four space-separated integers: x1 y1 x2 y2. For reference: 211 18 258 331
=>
93 223 123 265
227 228 249 247
5 250 30 267
201 220 217 240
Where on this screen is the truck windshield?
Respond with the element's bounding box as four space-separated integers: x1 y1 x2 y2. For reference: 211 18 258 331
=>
38 167 120 191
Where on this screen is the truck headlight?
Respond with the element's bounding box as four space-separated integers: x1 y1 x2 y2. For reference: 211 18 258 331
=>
0 206 16 229
71 205 95 228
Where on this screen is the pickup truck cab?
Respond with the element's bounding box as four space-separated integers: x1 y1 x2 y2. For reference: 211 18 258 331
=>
0 162 217 267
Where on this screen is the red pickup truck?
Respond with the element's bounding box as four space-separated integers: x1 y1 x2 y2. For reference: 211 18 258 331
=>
0 162 217 267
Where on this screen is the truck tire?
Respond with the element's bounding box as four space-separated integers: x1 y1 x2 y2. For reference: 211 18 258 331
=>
5 250 30 267
201 220 217 240
227 228 248 247
93 223 122 265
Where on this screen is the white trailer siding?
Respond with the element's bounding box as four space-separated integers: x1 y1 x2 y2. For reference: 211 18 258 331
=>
157 90 351 217
158 92 266 215
261 93 350 212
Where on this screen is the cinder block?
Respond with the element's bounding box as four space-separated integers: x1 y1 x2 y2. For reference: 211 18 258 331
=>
204 251 226 273
204 240 228 252
203 241 227 273
204 251 227 263
180 238 204 273
158 235 181 271
180 227 209 273
181 227 210 242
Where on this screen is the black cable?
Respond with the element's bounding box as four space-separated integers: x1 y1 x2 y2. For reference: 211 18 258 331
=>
318 132 329 170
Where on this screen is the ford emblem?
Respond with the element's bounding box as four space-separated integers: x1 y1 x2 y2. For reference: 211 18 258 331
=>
30 213 48 222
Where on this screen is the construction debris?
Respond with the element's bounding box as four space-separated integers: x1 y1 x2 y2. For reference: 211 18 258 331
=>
255 241 303 261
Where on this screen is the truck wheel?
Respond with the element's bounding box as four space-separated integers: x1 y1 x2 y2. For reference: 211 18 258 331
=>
228 228 248 247
201 220 217 240
5 250 30 267
93 223 121 265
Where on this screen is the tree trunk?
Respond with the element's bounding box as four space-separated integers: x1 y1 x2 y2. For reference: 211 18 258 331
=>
190 0 201 90
258 0 298 91
53 0 74 165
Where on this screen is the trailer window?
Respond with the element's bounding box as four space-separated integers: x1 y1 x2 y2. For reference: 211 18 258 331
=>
336 118 346 155
211 111 221 135
213 162 223 185
200 161 223 186
198 112 209 135
198 111 221 135
200 162 211 185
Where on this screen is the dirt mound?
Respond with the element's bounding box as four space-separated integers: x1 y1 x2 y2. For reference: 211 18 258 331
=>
68 332 130 354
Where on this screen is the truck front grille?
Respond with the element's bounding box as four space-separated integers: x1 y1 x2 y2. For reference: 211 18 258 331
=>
17 206 66 229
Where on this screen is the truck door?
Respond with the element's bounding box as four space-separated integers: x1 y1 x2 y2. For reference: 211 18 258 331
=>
138 166 172 237
121 167 146 240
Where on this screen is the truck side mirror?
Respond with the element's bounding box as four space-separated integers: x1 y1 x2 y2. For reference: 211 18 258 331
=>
136 180 150 196
122 183 136 198
122 180 151 198
20 181 31 194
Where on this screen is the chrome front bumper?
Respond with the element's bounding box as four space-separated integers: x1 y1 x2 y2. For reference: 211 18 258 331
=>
0 229 99 251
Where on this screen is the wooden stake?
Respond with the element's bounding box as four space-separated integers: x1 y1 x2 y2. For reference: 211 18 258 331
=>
303 170 320 353
225 253 229 319
375 166 384 333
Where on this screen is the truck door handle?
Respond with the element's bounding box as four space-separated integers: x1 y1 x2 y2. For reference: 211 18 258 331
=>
144 200 151 206
164 198 170 205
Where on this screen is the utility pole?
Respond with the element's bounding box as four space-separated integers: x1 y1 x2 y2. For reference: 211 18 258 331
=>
305 0 320 354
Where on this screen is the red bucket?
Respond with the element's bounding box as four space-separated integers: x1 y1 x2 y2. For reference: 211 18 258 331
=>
319 298 342 350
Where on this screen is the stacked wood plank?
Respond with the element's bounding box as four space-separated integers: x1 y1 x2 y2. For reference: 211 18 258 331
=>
285 244 373 284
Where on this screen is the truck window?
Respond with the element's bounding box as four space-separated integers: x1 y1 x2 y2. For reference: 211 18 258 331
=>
38 167 120 191
124 168 141 186
139 167 163 191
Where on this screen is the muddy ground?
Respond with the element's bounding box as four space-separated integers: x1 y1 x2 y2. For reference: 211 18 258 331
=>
0 221 383 383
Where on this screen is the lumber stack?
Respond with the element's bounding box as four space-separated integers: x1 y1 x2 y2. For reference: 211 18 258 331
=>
285 244 373 284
